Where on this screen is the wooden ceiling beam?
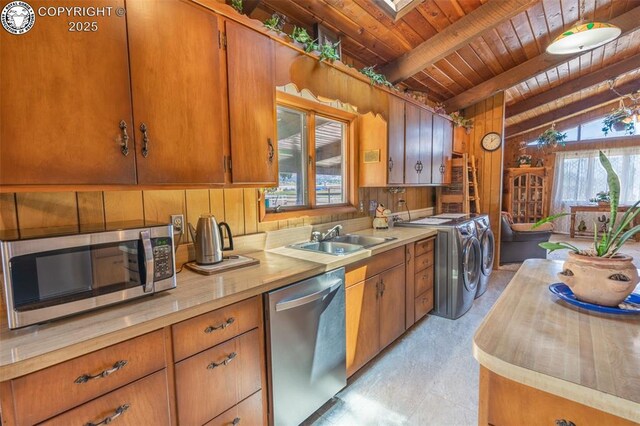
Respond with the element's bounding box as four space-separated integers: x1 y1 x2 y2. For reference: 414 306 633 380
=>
505 80 640 136
506 54 640 117
444 6 640 112
379 0 537 83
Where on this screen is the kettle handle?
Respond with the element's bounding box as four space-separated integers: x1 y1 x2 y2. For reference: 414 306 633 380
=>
218 222 234 251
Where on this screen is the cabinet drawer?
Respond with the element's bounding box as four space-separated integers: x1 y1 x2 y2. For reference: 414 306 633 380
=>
173 296 261 361
40 370 170 426
346 246 404 287
415 290 434 322
175 329 262 425
415 266 434 297
205 390 264 426
415 238 434 257
414 252 434 273
12 330 166 426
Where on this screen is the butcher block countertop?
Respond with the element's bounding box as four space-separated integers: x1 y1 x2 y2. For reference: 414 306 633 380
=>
473 259 640 423
0 226 436 381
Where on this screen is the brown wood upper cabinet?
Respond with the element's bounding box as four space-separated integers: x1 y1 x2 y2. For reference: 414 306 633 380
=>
358 95 452 187
127 0 226 184
0 0 136 186
225 20 277 186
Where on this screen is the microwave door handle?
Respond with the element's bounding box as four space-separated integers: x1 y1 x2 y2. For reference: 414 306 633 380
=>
140 230 154 293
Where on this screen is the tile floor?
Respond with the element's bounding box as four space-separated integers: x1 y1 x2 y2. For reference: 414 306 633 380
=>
307 235 640 426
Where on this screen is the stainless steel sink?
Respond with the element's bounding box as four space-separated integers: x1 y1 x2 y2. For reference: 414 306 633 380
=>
330 234 397 248
289 241 364 255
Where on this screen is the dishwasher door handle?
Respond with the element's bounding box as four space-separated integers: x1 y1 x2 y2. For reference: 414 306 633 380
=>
275 280 342 312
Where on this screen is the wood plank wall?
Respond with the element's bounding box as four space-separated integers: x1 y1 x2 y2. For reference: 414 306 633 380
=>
464 93 505 267
0 187 433 240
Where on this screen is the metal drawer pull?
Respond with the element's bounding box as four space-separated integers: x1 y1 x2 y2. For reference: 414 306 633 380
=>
74 360 128 384
119 120 129 156
140 123 150 157
388 157 394 172
85 403 130 426
555 420 575 426
380 279 385 297
204 317 235 333
232 417 241 425
207 352 237 369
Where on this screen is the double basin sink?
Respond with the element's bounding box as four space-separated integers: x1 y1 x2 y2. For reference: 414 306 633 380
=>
290 234 397 255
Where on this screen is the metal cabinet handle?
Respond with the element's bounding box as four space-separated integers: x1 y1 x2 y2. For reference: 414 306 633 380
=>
232 418 241 425
555 420 575 426
267 138 275 163
85 403 130 426
388 157 394 172
414 162 420 172
204 317 235 333
440 164 445 174
119 120 129 156
379 278 385 297
140 123 150 158
207 352 237 369
74 360 128 384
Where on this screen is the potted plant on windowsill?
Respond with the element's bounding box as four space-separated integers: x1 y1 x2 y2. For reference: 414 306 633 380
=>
533 151 640 307
589 190 611 206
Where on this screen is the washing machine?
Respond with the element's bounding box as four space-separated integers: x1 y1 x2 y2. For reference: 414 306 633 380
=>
472 214 494 298
397 216 481 319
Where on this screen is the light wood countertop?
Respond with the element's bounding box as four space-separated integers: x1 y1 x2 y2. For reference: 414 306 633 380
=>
0 226 436 381
473 259 640 423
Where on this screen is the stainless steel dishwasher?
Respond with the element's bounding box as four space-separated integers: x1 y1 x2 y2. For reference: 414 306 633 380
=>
265 267 346 426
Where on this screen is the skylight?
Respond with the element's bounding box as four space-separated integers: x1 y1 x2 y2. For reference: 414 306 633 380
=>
375 0 422 20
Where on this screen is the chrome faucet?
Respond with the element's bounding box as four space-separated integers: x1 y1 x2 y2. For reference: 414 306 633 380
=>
310 224 343 242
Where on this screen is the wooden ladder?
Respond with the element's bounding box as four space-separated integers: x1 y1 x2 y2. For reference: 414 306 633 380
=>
468 155 481 213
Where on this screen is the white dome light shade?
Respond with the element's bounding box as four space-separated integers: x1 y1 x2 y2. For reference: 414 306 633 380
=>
546 22 621 55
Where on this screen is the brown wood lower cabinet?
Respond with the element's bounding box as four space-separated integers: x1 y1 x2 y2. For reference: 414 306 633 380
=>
406 237 435 328
40 370 171 426
175 328 262 425
480 366 637 426
346 249 406 377
205 390 263 426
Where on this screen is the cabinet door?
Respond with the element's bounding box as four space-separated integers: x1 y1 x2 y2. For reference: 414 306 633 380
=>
346 277 380 377
379 264 406 350
431 115 445 184
388 96 405 184
0 0 135 185
418 109 433 184
442 119 453 184
226 21 277 185
126 0 226 184
404 103 421 184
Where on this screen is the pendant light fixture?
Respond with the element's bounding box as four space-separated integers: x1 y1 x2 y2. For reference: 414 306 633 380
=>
546 0 621 55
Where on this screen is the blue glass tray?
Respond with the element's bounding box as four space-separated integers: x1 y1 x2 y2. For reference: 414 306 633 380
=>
549 283 640 315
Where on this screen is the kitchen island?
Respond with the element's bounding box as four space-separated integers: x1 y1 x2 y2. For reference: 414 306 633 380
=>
473 259 640 425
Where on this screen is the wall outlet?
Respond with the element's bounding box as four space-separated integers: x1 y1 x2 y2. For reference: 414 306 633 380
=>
170 214 184 234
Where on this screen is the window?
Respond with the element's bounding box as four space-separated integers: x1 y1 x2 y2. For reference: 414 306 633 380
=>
549 146 640 233
263 95 354 218
526 116 638 145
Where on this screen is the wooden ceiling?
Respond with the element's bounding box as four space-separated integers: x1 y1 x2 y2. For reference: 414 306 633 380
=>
249 0 640 138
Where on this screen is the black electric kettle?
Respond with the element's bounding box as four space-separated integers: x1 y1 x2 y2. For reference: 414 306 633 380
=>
187 215 234 265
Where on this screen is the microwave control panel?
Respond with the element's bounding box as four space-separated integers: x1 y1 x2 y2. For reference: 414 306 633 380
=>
152 237 174 281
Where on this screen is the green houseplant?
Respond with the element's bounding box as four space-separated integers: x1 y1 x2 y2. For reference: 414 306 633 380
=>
536 125 567 149
602 107 635 135
516 154 532 168
589 190 610 205
359 66 393 88
449 111 474 133
533 151 640 306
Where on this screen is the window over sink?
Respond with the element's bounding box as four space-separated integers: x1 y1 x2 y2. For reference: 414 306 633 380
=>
261 92 357 221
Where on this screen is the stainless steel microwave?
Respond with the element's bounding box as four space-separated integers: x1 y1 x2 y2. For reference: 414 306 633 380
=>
1 222 176 329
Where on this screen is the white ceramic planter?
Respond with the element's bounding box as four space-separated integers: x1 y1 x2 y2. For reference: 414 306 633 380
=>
557 252 639 307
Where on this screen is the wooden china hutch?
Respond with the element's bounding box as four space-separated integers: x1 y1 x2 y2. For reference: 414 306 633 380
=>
503 167 548 223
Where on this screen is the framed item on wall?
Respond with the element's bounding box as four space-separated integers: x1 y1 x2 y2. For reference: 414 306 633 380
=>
314 23 342 60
